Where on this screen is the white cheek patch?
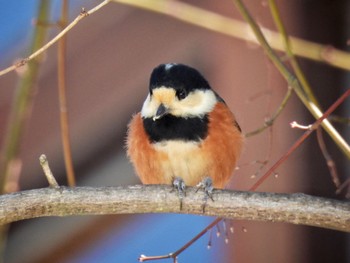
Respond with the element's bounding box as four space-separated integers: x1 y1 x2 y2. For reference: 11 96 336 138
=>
141 89 218 118
172 90 217 117
191 90 217 115
141 93 157 118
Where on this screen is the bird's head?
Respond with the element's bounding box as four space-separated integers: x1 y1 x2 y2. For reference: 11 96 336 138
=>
141 63 218 121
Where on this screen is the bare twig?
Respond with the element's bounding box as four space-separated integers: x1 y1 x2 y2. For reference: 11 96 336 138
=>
329 115 350 125
2 0 350 78
233 0 350 160
268 0 319 106
111 0 350 71
139 218 221 262
0 0 110 77
39 154 59 188
247 127 276 180
0 186 349 232
290 121 312 130
316 128 341 189
245 85 292 137
58 0 76 186
0 2 51 260
0 0 51 194
337 179 350 198
250 89 350 191
267 1 346 195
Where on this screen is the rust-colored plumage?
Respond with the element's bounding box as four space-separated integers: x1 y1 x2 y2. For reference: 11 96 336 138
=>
126 63 243 190
127 102 243 188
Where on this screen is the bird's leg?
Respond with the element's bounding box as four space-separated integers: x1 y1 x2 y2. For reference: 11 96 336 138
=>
196 177 214 200
172 176 186 210
196 177 214 212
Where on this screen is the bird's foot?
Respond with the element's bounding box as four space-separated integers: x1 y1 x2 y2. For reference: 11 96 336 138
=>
172 176 186 210
196 177 214 212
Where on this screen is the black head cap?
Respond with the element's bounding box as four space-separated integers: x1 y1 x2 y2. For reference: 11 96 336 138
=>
149 63 211 93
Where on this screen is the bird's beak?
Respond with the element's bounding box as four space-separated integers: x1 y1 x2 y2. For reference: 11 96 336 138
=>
153 103 168 121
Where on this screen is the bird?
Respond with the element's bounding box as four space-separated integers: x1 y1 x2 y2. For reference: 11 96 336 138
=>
126 63 243 200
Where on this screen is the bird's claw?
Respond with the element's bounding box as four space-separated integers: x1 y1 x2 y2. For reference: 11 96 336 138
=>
196 177 214 212
196 177 214 201
172 176 186 210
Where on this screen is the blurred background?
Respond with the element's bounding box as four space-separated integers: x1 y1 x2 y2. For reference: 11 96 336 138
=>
0 0 349 262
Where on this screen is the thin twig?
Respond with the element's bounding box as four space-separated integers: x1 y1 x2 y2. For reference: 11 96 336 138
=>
111 0 350 71
316 128 341 189
207 228 213 249
39 154 59 188
139 218 221 262
58 0 76 186
2 0 350 78
290 121 312 130
0 2 51 260
268 0 319 106
0 0 51 194
245 85 292 137
251 127 276 179
329 115 350 125
0 0 110 77
337 179 350 198
250 89 350 191
267 1 346 195
233 0 350 160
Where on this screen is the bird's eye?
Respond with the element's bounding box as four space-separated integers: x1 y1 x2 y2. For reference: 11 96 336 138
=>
176 88 187 100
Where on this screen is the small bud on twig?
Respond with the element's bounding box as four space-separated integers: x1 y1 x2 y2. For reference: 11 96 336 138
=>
39 154 59 188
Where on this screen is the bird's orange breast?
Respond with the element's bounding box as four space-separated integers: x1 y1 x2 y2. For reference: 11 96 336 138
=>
126 102 243 188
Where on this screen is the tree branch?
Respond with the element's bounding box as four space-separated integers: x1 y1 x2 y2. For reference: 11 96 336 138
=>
0 0 51 193
0 185 349 232
0 0 110 77
112 0 350 71
233 0 350 160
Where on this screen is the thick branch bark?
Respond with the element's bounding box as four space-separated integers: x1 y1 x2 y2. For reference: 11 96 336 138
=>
0 185 349 232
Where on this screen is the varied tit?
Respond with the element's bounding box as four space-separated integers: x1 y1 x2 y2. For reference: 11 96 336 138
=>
126 63 243 199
